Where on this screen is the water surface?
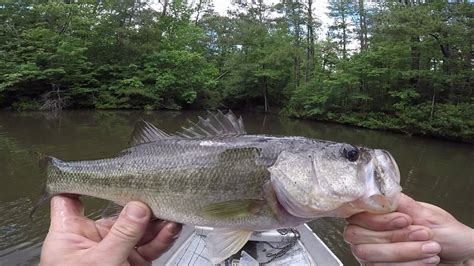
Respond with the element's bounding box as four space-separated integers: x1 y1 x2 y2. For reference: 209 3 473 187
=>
1 110 473 265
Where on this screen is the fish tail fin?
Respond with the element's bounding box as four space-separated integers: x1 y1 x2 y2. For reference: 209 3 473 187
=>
30 153 58 219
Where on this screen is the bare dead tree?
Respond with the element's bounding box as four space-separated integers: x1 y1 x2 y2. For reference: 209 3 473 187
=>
40 84 67 112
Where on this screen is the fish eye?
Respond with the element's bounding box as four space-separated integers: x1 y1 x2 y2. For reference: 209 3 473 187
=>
343 147 359 162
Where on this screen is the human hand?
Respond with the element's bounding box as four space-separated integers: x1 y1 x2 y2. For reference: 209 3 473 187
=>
40 195 182 266
344 193 474 265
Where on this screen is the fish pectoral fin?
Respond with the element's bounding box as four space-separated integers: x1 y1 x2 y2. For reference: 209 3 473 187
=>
128 120 170 146
197 199 264 219
206 228 253 264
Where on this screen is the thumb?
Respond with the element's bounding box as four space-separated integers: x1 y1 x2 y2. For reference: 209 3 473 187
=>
96 201 151 261
50 195 84 231
396 193 425 218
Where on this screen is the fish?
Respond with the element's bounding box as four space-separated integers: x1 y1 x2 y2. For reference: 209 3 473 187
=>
36 110 402 263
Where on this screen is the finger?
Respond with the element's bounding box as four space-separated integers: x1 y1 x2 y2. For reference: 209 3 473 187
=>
344 224 433 245
137 220 169 246
96 201 151 261
359 255 440 266
347 211 412 231
351 241 441 263
396 194 426 218
136 222 182 261
50 195 85 231
95 218 115 238
96 218 169 246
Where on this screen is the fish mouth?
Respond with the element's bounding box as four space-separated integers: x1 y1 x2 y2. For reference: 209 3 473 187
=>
356 149 402 213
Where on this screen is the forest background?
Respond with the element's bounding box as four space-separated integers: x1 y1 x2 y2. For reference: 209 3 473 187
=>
0 0 472 142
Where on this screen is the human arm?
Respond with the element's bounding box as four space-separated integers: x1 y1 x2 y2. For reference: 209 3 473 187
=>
40 195 182 266
344 193 474 265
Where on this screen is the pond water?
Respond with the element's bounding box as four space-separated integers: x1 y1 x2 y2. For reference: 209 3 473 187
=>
0 110 473 265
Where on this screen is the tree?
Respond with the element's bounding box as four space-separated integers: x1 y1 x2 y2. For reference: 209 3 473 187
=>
305 0 320 82
355 0 368 50
275 0 306 88
327 0 355 59
0 0 472 141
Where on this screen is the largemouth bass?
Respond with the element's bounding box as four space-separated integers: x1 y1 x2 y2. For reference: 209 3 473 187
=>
37 111 402 263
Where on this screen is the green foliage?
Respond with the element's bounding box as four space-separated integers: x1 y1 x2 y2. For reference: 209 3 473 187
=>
0 0 216 111
11 100 42 111
95 78 158 109
0 0 472 141
288 1 472 142
327 0 356 59
143 50 218 108
389 88 420 110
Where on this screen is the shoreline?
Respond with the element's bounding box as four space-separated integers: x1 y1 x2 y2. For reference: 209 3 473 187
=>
1 108 472 144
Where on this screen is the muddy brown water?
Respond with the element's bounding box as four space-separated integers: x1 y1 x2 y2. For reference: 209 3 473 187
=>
0 110 472 265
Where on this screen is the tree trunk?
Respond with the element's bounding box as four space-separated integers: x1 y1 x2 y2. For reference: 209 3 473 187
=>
155 0 169 48
292 3 301 86
341 4 347 59
358 0 367 50
410 35 420 86
294 57 300 88
429 89 435 121
161 0 168 18
305 0 315 83
257 0 264 23
441 33 451 75
263 76 269 112
194 0 203 26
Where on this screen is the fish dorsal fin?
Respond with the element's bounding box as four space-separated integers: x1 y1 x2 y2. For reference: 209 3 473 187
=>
177 110 246 139
129 120 170 146
206 228 253 264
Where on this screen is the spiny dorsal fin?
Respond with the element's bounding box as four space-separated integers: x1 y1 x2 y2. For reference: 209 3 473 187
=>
176 110 246 139
129 120 170 146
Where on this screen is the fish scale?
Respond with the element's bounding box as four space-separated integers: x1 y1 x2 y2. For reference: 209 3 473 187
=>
44 136 311 229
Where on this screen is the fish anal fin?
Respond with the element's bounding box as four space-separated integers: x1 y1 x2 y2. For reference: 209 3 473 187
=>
129 120 170 146
206 228 253 264
198 199 265 220
177 110 246 139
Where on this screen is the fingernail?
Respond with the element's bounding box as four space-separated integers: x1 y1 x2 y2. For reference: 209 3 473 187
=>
125 203 147 220
408 229 430 241
422 256 440 264
390 217 409 228
422 242 441 254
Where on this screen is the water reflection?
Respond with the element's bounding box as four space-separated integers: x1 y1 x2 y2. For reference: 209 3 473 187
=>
0 110 472 265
